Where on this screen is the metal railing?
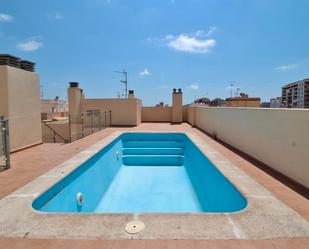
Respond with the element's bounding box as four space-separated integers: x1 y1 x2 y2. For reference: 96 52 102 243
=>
42 121 68 143
68 110 112 143
0 117 10 170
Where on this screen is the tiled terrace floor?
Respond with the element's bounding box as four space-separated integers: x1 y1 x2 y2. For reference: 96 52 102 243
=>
0 123 308 248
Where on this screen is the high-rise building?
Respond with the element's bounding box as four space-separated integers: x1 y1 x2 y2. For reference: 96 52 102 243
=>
281 79 309 108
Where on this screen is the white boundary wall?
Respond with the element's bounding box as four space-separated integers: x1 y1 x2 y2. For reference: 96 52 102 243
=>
188 106 309 188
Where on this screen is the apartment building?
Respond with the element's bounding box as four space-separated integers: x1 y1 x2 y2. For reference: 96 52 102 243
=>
41 98 68 113
281 79 309 108
270 97 282 108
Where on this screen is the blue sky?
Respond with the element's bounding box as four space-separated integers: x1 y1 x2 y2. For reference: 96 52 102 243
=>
1 0 309 105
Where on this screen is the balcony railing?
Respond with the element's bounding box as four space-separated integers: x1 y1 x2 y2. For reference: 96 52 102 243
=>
0 117 10 170
68 110 112 143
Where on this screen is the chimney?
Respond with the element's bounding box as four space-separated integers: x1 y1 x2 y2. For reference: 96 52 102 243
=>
70 82 79 88
128 89 135 98
172 88 183 123
68 82 83 115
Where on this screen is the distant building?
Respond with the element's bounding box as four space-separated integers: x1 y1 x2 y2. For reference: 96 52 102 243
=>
155 102 165 107
225 93 261 107
209 98 225 107
281 79 309 108
194 97 210 105
261 102 270 108
192 97 225 107
41 97 68 113
270 97 281 108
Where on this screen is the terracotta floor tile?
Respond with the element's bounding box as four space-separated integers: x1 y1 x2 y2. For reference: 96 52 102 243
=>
271 238 309 249
112 240 146 249
206 240 245 249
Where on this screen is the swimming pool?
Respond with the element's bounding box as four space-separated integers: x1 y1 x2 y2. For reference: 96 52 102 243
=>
33 133 247 213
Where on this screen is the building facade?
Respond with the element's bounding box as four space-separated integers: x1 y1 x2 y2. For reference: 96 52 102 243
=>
0 55 42 152
270 97 282 108
281 79 309 108
41 98 68 113
225 93 261 107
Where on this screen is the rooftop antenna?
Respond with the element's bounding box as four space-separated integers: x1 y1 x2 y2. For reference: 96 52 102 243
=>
230 83 233 98
115 69 128 98
229 81 237 98
40 84 44 99
236 87 240 97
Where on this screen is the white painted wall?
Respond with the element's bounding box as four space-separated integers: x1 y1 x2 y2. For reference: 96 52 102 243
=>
142 107 172 122
0 66 42 151
188 106 309 188
82 98 142 126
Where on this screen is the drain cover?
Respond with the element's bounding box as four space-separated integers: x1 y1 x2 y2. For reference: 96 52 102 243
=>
125 220 145 234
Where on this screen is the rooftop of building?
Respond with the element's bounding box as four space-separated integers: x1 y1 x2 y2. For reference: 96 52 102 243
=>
0 123 308 248
282 79 309 89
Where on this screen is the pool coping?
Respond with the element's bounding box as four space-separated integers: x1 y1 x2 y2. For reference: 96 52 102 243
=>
0 131 308 240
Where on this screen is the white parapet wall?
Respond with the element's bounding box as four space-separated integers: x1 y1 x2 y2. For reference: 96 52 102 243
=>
82 98 142 126
188 106 309 188
0 65 42 152
142 107 172 122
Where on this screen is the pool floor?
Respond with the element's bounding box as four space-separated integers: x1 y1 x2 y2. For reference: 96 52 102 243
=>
95 165 203 212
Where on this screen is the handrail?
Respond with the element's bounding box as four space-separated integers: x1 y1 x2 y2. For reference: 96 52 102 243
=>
0 116 10 170
42 121 68 143
68 110 112 143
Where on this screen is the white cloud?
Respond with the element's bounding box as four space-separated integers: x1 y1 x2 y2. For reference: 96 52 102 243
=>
55 12 64 20
206 26 217 36
165 32 216 54
195 27 217 37
140 68 151 76
275 64 298 71
17 38 43 52
187 84 199 90
0 13 13 22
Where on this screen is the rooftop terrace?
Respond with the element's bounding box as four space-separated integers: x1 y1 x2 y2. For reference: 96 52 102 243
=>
0 123 308 248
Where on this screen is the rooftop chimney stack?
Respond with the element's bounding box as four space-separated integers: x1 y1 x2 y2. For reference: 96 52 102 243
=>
172 88 183 123
68 82 83 116
0 54 35 72
128 90 135 98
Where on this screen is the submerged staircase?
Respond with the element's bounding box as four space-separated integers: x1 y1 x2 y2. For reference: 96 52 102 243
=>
121 140 185 166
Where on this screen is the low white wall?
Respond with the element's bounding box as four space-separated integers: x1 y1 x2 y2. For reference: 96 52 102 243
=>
188 106 309 188
187 106 195 125
142 107 172 122
82 98 142 126
183 106 188 122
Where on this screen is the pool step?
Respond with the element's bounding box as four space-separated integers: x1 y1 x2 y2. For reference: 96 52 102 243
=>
122 155 184 166
122 148 184 156
123 140 184 148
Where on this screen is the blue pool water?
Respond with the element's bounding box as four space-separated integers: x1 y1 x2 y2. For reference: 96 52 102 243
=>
33 133 247 213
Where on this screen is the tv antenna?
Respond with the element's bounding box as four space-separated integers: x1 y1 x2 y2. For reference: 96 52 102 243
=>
236 87 240 97
40 84 44 99
229 81 237 98
115 69 128 98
